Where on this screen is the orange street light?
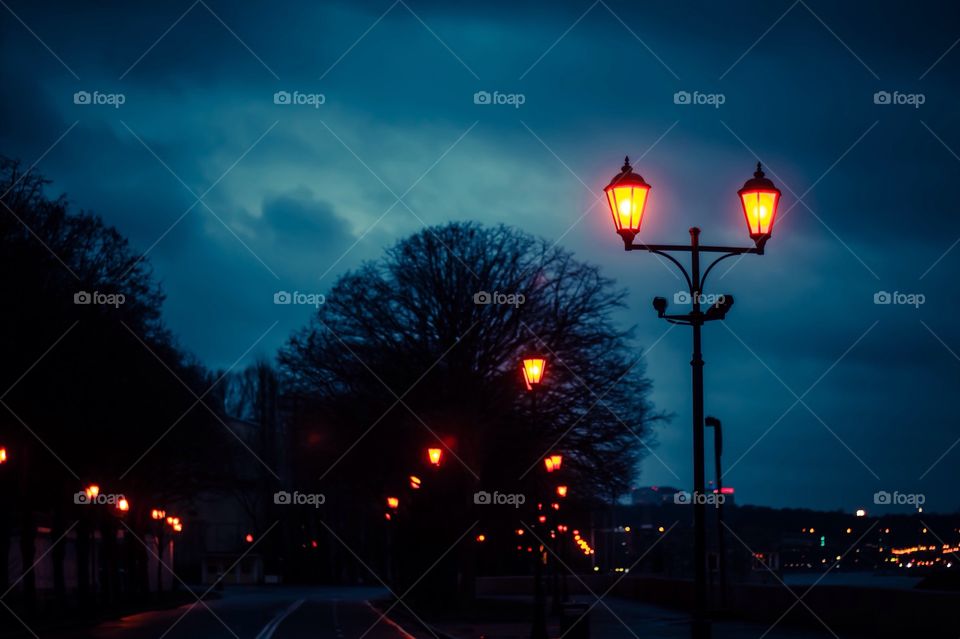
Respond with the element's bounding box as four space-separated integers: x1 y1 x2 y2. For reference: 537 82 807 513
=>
604 156 651 244
117 498 130 512
476 534 486 543
738 163 781 242
172 522 183 532
556 485 568 498
0 447 7 463
85 484 100 500
521 355 546 390
544 454 563 473
409 475 422 490
386 496 399 510
427 447 443 467
151 509 166 520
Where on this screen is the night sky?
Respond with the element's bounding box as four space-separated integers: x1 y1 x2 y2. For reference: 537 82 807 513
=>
3 0 960 513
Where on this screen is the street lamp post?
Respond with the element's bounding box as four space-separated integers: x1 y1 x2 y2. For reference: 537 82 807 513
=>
603 157 780 639
704 416 727 609
522 355 549 639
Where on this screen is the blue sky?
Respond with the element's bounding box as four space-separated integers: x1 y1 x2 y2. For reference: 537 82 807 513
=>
3 0 960 513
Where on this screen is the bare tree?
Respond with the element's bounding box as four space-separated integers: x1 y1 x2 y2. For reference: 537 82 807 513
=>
278 223 662 598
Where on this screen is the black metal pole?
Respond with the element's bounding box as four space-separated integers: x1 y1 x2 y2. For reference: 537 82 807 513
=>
689 227 710 639
551 524 561 615
714 422 727 610
531 388 548 639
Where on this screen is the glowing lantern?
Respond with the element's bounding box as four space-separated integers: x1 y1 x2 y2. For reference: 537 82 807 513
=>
556 485 568 498
245 533 254 543
538 515 547 524
521 356 546 390
386 496 399 510
85 485 100 500
544 454 563 473
151 509 166 520
409 475 422 490
738 163 780 242
604 156 651 241
476 534 486 543
172 522 183 532
117 498 129 512
427 447 443 466
0 447 7 463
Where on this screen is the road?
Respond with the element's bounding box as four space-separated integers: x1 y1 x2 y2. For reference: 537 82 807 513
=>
44 587 421 639
25 586 857 639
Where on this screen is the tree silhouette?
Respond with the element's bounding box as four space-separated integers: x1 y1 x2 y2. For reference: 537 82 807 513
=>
0 157 237 614
279 222 660 600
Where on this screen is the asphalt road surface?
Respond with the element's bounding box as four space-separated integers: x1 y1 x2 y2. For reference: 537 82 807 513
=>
43 587 420 639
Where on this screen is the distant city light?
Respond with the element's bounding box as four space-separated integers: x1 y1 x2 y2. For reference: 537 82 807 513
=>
245 533 254 543
855 509 866 517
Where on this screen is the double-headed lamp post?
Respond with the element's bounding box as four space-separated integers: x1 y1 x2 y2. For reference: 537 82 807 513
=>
603 157 781 639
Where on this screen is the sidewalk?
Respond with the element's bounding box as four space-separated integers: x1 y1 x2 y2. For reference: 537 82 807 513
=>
428 596 843 639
